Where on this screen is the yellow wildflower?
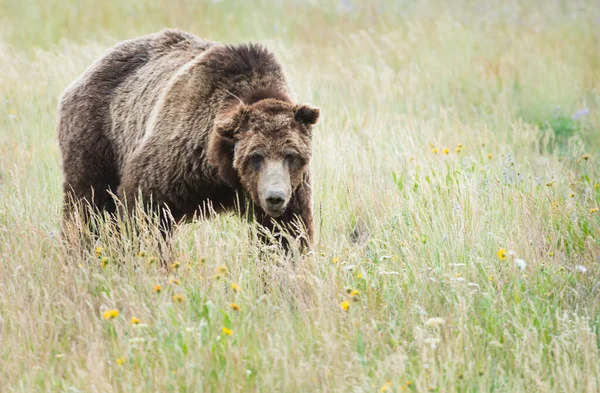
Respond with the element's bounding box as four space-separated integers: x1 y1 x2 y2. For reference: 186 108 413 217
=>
443 147 450 154
170 261 180 270
349 289 361 297
231 282 241 292
406 380 413 387
548 251 555 257
431 147 439 154
197 272 203 280
95 246 104 257
172 294 185 303
168 277 180 285
488 153 493 160
230 303 241 311
137 250 146 257
456 147 462 153
146 257 158 267
457 143 463 148
116 357 126 366
153 284 162 293
131 317 140 325
341 300 350 311
332 257 339 264
580 154 591 162
595 183 599 189
569 192 575 198
590 207 599 213
103 309 119 320
222 327 233 336
488 275 494 283
186 263 192 271
100 257 109 269
380 380 392 392
356 273 363 279
216 265 228 274
497 248 507 260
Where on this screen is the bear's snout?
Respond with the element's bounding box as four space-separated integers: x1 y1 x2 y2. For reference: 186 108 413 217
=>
265 190 286 211
258 161 291 217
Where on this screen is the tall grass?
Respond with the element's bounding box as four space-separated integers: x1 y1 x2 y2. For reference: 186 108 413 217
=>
1 1 599 391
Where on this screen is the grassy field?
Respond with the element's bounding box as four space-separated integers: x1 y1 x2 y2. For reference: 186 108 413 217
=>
1 1 600 392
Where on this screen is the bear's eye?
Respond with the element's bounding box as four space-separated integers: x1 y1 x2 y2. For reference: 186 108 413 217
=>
285 153 304 169
249 152 264 169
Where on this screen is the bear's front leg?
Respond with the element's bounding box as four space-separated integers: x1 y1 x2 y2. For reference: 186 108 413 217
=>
118 151 183 241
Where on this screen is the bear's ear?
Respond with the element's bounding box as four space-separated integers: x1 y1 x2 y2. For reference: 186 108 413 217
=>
294 104 320 127
214 104 249 141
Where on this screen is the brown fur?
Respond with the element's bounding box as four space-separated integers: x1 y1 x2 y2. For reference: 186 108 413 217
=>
57 28 320 250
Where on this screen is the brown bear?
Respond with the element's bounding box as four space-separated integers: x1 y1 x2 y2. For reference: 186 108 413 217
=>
57 28 320 250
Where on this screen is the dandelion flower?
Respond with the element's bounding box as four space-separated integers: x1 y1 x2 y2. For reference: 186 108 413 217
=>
431 147 439 154
443 147 450 154
172 294 185 303
170 261 181 269
379 380 392 392
569 192 575 198
100 256 109 269
131 317 140 325
589 208 598 213
497 248 507 260
95 246 104 257
216 265 228 274
488 153 493 160
349 289 361 297
222 327 233 336
356 273 362 279
103 309 119 320
168 277 180 285
515 258 527 271
116 357 126 366
456 147 462 153
341 300 350 311
230 303 241 311
457 143 463 148
153 284 162 293
231 282 241 292
332 257 339 264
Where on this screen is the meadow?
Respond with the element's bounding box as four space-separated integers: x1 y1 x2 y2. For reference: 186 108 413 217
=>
1 1 600 392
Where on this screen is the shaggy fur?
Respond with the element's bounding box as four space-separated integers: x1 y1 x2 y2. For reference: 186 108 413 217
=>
57 28 320 250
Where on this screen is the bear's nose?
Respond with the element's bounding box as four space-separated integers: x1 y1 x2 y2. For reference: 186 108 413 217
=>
266 190 286 210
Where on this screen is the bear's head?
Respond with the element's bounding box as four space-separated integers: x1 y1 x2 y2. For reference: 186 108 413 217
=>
208 98 320 217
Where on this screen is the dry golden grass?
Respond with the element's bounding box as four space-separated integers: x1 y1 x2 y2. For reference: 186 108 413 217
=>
1 1 600 392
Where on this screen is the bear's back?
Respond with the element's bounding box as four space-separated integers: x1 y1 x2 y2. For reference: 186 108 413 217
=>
58 29 215 169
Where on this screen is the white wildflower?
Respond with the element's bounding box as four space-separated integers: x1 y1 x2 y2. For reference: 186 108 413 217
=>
575 265 588 273
424 317 446 327
515 258 526 271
